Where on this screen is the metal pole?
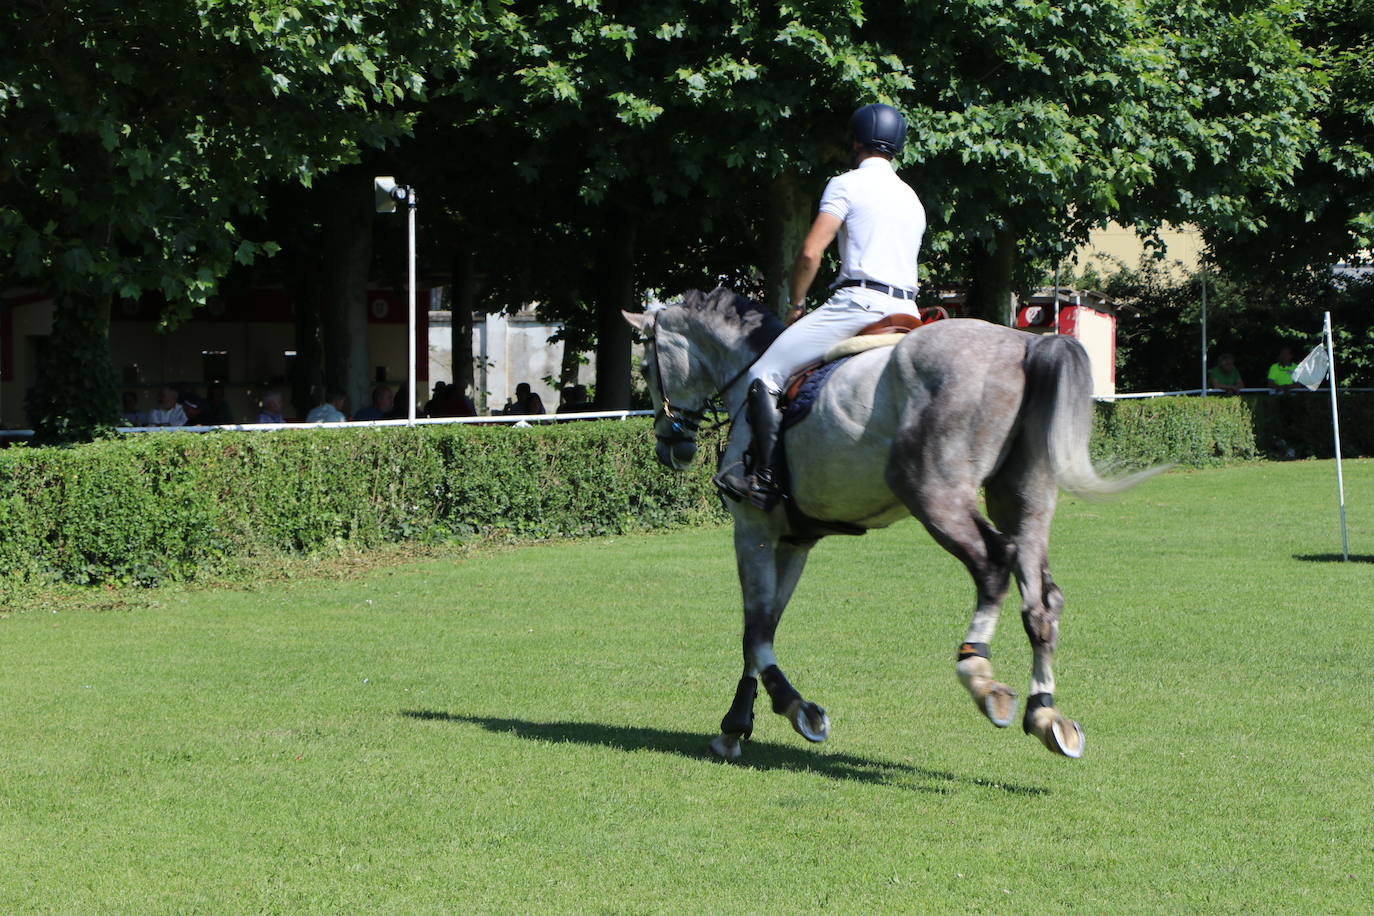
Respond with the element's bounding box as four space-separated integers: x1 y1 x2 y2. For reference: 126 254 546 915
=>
407 188 418 426
1200 266 1208 396
1052 262 1061 334
1323 311 1349 561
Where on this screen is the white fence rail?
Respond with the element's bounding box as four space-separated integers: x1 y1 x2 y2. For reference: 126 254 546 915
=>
0 409 657 442
4 386 1373 442
1098 387 1374 400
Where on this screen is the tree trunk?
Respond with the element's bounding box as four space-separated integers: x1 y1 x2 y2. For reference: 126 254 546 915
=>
559 337 583 388
761 170 813 317
319 169 374 414
965 228 1017 324
594 215 638 409
451 247 477 399
544 291 581 389
285 248 324 418
29 292 119 443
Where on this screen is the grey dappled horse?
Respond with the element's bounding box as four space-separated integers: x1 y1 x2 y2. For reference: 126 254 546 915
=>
624 288 1152 761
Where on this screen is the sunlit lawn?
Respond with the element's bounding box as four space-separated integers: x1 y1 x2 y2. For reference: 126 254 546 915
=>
2 460 1372 913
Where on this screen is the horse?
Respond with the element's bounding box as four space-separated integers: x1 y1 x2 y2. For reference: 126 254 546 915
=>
623 287 1154 761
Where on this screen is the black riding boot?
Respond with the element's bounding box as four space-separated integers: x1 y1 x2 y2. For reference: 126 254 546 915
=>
712 380 784 511
744 380 783 510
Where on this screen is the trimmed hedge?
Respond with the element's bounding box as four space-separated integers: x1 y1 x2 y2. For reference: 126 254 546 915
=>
1246 391 1374 459
1092 396 1259 467
0 420 726 594
1092 391 1374 467
2 393 1370 595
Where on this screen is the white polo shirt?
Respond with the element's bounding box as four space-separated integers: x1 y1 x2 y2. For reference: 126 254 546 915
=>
818 157 925 293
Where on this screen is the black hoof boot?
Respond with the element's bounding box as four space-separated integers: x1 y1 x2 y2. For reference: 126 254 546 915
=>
720 676 758 740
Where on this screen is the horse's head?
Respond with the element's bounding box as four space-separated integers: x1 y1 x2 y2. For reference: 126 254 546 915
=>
624 288 784 471
623 298 710 470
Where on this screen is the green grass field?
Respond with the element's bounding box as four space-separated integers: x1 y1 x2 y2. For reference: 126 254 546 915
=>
3 461 1373 913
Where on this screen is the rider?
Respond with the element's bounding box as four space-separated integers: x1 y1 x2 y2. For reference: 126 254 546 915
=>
715 102 927 510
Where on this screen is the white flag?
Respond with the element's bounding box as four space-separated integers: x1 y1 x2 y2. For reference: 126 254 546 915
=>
1292 344 1329 390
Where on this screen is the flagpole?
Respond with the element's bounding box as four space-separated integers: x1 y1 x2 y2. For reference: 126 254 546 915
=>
407 187 418 427
1200 266 1209 396
1323 311 1349 561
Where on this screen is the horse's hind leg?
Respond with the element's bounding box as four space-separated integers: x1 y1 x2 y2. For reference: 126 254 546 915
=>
986 473 1085 758
711 528 825 760
892 475 1020 729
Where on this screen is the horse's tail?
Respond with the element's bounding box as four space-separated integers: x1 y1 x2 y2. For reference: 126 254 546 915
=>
1022 334 1163 498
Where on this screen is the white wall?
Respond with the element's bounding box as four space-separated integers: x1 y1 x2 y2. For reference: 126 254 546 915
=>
428 309 594 414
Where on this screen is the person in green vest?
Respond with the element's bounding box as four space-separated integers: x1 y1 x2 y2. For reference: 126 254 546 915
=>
1209 352 1245 394
1267 345 1301 393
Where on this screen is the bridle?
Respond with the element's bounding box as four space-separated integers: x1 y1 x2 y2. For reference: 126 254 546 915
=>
644 311 760 454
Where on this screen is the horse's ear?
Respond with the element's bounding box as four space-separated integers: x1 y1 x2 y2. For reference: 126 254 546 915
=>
622 310 647 332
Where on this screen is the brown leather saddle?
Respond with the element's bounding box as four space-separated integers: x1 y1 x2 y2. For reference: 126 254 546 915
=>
782 312 923 404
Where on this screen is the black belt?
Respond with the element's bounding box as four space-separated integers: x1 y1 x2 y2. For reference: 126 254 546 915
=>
834 279 916 300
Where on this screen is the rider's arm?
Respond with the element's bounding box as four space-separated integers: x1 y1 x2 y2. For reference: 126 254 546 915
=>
788 212 842 323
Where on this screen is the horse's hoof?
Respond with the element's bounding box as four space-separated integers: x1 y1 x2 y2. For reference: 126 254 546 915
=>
1049 716 1085 758
710 733 743 760
980 685 1018 728
1027 706 1084 758
786 700 830 743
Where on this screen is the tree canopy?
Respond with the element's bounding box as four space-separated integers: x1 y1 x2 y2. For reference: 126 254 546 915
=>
0 0 485 309
0 0 1358 438
1205 0 1374 276
1 0 489 440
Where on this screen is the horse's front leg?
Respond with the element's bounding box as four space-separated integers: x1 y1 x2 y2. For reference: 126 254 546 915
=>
710 526 822 760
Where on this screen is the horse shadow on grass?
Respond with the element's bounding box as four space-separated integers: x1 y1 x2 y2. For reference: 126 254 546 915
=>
401 710 1047 797
1293 553 1374 564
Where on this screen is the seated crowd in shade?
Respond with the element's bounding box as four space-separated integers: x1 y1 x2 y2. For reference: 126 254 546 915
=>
122 383 234 426
118 379 495 427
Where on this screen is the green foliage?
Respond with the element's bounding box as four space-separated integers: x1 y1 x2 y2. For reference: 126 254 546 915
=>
4 0 1337 438
0 0 450 306
1248 391 1374 459
0 420 725 592
8 389 1373 593
883 0 1321 304
1206 0 1374 273
431 0 1324 326
1092 261 1374 393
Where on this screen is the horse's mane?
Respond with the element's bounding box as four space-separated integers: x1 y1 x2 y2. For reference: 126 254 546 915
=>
677 287 784 354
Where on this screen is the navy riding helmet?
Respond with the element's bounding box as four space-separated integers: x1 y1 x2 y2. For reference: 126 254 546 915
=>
849 103 906 157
